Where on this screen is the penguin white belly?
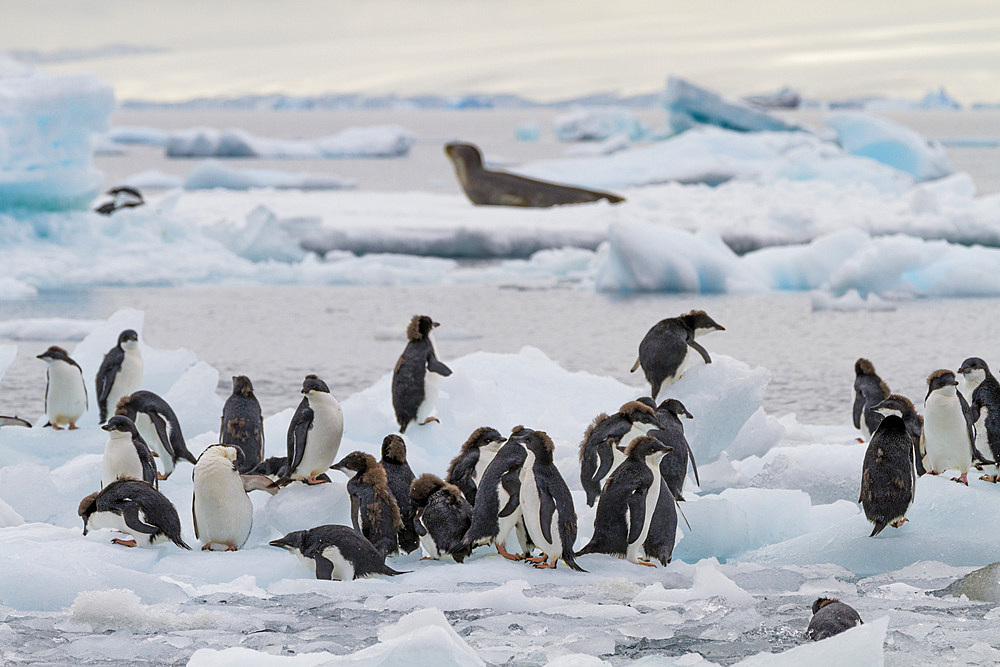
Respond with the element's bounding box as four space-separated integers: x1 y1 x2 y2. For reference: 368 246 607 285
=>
46 363 87 425
320 546 356 580
102 435 143 487
495 486 522 548
295 395 344 478
629 463 663 563
194 458 253 548
519 458 561 559
135 413 173 475
923 395 972 473
107 351 143 418
87 510 157 547
419 526 441 559
474 446 501 485
416 371 439 423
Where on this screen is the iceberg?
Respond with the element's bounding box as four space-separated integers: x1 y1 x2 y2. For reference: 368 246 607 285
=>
184 161 356 191
826 112 953 181
164 125 416 159
663 76 802 134
553 107 647 142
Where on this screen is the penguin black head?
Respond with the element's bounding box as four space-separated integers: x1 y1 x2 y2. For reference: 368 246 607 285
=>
78 490 101 534
410 473 447 506
958 357 990 376
406 315 439 341
102 415 139 435
117 329 139 348
658 398 693 420
36 345 74 363
619 400 657 425
507 424 534 444
872 394 915 418
444 142 484 169
927 369 959 395
811 597 840 615
331 451 378 478
855 358 877 376
233 375 255 397
624 435 673 459
462 426 505 452
301 374 330 395
381 434 407 464
269 529 307 552
114 394 136 417
682 310 725 336
522 430 555 461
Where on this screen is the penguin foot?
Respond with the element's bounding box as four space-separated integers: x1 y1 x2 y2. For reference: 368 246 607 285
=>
112 538 137 548
496 544 524 561
68 423 78 430
524 555 548 564
52 424 64 431
157 472 169 481
201 544 213 551
952 474 969 485
928 470 941 475
226 545 238 552
418 417 440 426
855 437 864 444
150 450 160 458
981 474 1000 483
304 476 330 485
419 556 435 561
890 518 908 528
635 560 658 568
532 558 556 569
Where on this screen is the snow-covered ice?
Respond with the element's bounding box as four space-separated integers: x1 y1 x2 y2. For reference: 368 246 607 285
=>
184 160 356 191
163 125 416 159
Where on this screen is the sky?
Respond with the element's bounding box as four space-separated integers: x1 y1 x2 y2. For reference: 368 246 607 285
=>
2 0 999 104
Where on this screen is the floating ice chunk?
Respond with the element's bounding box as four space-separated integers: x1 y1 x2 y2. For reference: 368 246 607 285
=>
0 317 103 341
633 562 752 605
165 125 415 159
92 134 126 156
553 107 646 142
514 122 541 142
120 169 183 190
69 589 218 632
107 125 168 146
184 160 356 191
664 76 803 134
810 289 896 312
563 134 630 157
734 616 887 666
187 647 335 666
826 112 953 181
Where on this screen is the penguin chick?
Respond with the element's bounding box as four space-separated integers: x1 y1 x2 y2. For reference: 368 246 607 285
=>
270 525 406 580
101 415 157 489
410 473 473 562
220 375 265 474
193 445 254 551
651 398 698 501
116 391 196 480
873 394 925 477
380 434 420 554
446 426 506 504
958 357 1000 483
519 430 585 571
921 369 980 485
37 346 87 430
95 329 142 424
631 311 725 400
79 479 189 549
330 451 402 558
853 359 891 441
274 374 343 487
579 400 658 507
806 598 863 641
392 315 452 433
860 414 916 537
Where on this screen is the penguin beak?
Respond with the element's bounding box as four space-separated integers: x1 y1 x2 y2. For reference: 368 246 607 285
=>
268 538 287 548
682 411 693 419
101 424 113 432
657 443 674 454
432 321 440 328
950 380 960 386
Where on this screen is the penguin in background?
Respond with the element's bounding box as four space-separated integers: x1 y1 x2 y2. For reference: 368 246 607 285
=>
859 411 916 537
631 310 725 400
579 400 659 507
807 599 863 641
410 473 474 562
330 451 403 558
220 375 265 474
79 479 189 549
646 398 698 501
921 369 984 485
446 426 507 505
392 315 453 433
873 394 925 477
519 430 585 571
958 357 1000 483
95 186 144 215
380 434 420 554
115 391 196 480
192 445 254 551
37 346 88 430
577 435 672 566
270 525 406 580
101 415 157 489
96 329 143 424
273 374 343 487
853 359 891 441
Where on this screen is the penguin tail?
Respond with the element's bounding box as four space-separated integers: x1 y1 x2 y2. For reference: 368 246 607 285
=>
574 541 596 558
180 447 197 465
381 565 409 576
562 551 586 573
173 535 193 550
869 522 887 538
449 538 473 559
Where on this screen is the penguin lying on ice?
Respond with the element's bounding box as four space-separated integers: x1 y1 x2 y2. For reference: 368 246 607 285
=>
270 525 405 580
79 479 189 549
806 598 862 641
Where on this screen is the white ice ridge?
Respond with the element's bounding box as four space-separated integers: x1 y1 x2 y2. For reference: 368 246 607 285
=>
183 160 356 191
162 125 416 158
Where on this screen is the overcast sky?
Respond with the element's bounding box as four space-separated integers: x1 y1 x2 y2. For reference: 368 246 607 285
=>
3 0 998 103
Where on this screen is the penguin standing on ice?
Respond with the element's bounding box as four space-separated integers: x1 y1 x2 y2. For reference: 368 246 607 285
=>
806 598 863 641
579 401 659 507
446 426 506 504
519 430 584 571
37 346 88 430
647 398 698 501
871 394 925 477
410 473 474 562
631 311 725 400
96 329 143 424
116 391 196 480
101 415 157 488
380 434 420 554
392 315 452 433
577 436 672 566
330 451 402 558
270 525 405 580
220 375 265 474
274 374 343 486
642 476 680 567
192 445 254 551
853 359 891 441
79 479 189 549
859 412 916 536
958 357 1000 483
921 369 983 485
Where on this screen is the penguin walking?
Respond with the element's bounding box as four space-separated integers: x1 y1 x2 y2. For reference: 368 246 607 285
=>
95 329 143 424
958 357 1000 483
101 415 157 489
115 391 196 480
873 394 925 477
380 434 420 554
921 369 981 485
859 412 916 536
631 311 725 400
392 315 453 433
37 346 88 430
446 426 506 504
330 451 402 558
577 436 672 566
270 525 406 580
519 430 585 571
806 598 863 641
192 445 254 551
410 474 474 562
274 375 343 486
649 398 698 501
853 359 891 441
220 375 265 474
79 479 189 549
579 401 659 507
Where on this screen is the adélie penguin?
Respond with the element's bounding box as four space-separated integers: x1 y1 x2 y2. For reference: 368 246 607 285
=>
446 426 506 504
410 473 474 562
392 315 453 433
380 434 420 554
859 413 916 536
79 479 189 549
872 394 925 477
958 357 1000 483
806 598 863 641
921 369 984 485
579 400 659 507
192 445 254 551
646 397 698 501
330 451 402 558
220 375 265 474
274 374 343 487
853 358 891 441
270 525 406 580
37 345 88 430
115 391 196 480
95 329 143 424
631 311 725 400
101 415 158 489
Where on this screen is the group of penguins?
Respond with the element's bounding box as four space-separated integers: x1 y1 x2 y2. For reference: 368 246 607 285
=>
856 355 1000 537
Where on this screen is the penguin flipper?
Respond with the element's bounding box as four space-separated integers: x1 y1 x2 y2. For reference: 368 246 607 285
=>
148 412 176 459
314 554 334 580
427 354 452 377
538 487 556 545
192 490 200 539
869 522 887 538
852 389 864 431
687 441 700 487
135 438 158 487
285 400 314 476
688 340 712 365
592 445 615 490
626 490 647 546
497 470 522 518
117 502 160 535
414 516 427 537
95 348 123 422
349 493 361 532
